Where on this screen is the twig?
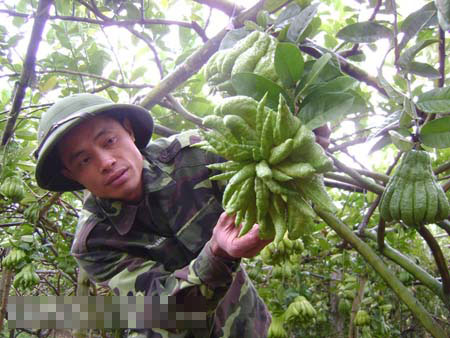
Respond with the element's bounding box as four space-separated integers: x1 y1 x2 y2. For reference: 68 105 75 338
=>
436 220 450 237
330 155 385 195
434 161 450 176
1 0 54 145
153 124 177 137
358 194 382 235
328 137 368 153
126 27 164 79
377 217 386 250
299 41 388 98
165 95 203 127
193 0 245 17
391 0 399 64
438 28 445 88
139 1 265 110
324 179 365 193
40 68 153 90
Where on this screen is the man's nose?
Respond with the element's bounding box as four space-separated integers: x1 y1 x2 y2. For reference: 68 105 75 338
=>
98 153 116 173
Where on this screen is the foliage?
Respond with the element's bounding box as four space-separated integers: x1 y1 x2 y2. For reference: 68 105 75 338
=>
0 0 449 337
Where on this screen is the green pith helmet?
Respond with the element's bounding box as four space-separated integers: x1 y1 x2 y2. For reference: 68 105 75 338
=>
34 93 153 192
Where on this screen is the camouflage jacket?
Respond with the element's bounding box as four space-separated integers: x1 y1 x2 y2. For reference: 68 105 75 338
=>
71 130 270 337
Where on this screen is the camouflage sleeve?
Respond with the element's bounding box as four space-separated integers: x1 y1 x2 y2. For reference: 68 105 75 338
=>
72 239 240 313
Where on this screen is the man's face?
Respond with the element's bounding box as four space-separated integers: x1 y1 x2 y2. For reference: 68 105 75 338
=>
58 115 144 202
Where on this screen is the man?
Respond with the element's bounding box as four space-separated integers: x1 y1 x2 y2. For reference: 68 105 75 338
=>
34 93 272 337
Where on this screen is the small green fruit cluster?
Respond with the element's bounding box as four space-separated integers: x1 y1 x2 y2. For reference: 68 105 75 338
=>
204 31 279 95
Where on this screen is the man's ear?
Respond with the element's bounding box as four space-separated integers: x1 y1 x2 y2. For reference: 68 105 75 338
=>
122 118 135 142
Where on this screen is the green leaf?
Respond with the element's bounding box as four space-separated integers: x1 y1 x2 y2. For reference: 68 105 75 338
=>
389 130 414 152
130 66 147 82
274 3 302 26
231 72 292 111
107 89 119 103
125 3 140 20
15 130 36 141
296 53 332 99
408 62 440 79
287 4 319 43
264 0 291 12
377 69 405 104
416 86 450 113
274 42 304 88
336 21 392 43
420 116 450 148
299 93 354 130
39 76 58 93
399 3 436 50
302 76 356 98
397 39 438 71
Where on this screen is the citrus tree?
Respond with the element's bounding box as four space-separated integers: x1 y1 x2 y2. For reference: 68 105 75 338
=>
0 0 449 337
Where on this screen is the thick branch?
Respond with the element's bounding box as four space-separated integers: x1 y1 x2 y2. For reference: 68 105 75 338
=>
417 226 450 297
355 169 389 185
1 0 53 145
365 230 447 306
316 209 448 338
139 1 264 110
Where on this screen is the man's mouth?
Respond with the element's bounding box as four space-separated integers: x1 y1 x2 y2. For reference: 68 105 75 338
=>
106 168 128 186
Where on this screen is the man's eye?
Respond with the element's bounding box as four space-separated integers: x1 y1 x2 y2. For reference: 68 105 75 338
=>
106 137 116 146
80 157 90 166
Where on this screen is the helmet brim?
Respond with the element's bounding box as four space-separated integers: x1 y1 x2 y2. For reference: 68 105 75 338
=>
35 103 153 192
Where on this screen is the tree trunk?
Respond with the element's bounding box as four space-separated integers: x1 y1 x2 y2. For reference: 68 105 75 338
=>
0 268 14 332
72 268 90 338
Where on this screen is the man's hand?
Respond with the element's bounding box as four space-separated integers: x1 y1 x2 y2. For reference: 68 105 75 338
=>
209 212 272 260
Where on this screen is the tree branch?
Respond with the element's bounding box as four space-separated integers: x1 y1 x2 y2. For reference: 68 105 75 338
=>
434 161 450 176
324 178 365 193
358 194 382 235
328 137 368 153
316 209 448 338
1 0 54 145
139 1 264 110
438 27 445 88
153 124 177 137
330 155 385 195
165 95 203 127
39 69 153 91
365 230 448 306
299 42 388 98
417 225 450 297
